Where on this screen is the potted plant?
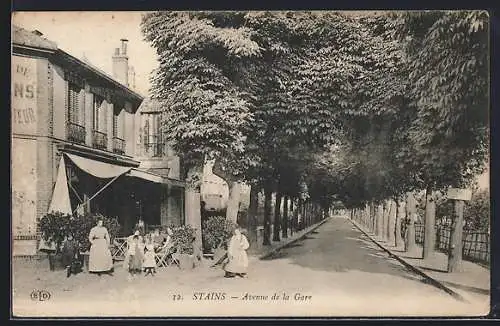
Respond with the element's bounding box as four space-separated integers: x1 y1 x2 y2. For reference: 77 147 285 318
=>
171 225 197 270
68 213 121 271
39 212 72 271
39 212 121 271
202 215 236 262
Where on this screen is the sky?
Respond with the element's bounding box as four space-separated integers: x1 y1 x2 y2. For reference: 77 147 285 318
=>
12 11 157 96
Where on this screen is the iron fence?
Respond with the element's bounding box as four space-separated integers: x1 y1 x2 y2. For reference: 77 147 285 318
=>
414 223 489 265
67 122 86 144
92 130 108 150
113 136 125 154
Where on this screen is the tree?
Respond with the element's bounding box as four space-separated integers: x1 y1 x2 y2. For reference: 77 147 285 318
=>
392 11 489 264
141 12 262 230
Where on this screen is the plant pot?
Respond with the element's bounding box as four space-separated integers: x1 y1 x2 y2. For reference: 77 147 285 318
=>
48 253 66 271
178 254 195 270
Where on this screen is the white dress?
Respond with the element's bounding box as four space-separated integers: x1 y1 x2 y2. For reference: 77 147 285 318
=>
143 243 156 268
88 226 113 272
224 234 250 274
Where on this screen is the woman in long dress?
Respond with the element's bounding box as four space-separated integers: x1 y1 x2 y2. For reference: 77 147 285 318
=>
224 228 250 278
88 219 114 276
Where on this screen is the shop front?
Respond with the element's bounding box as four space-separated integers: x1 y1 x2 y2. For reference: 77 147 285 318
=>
48 151 185 237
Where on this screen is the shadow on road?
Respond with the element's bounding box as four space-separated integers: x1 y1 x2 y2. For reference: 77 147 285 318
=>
262 218 428 282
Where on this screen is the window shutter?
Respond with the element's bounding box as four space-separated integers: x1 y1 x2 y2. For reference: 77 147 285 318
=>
113 114 118 137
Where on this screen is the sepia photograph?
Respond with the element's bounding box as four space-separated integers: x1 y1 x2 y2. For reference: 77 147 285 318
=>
11 10 490 317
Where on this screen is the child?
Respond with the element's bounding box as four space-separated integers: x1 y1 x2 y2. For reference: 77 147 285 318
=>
143 235 156 276
61 234 82 278
128 233 143 277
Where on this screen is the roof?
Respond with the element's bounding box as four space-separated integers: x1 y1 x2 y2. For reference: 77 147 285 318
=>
12 24 144 108
138 98 164 113
12 25 58 51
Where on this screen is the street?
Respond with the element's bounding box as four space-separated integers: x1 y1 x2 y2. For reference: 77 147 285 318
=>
12 217 488 317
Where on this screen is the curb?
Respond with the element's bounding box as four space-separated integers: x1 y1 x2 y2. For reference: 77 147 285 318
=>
349 219 468 303
259 217 330 260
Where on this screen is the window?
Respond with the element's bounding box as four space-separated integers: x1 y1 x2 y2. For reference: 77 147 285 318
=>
67 82 85 144
67 83 82 124
93 95 104 131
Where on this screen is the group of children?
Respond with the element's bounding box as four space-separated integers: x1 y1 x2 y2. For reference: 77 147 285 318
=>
125 228 173 277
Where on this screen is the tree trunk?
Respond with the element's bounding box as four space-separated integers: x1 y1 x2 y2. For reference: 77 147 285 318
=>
263 187 272 246
365 203 370 230
423 187 437 260
282 196 289 238
298 199 304 229
371 202 376 233
376 203 384 237
273 191 282 242
382 201 389 241
395 198 405 248
225 181 241 224
290 198 295 235
247 186 259 245
405 191 417 253
447 200 465 272
387 199 396 246
184 164 203 250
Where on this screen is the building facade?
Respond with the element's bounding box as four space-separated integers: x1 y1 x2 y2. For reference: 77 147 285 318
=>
135 98 185 227
11 26 184 256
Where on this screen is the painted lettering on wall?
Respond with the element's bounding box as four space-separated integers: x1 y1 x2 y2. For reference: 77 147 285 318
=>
11 138 38 238
12 55 38 134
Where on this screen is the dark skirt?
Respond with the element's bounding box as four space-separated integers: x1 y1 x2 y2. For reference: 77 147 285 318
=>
129 254 142 273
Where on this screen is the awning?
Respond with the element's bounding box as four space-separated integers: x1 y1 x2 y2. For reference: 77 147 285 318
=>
48 152 186 216
47 155 72 215
127 168 163 183
65 153 132 179
127 168 185 187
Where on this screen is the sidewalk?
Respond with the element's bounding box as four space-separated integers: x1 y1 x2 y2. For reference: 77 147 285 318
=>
351 220 490 297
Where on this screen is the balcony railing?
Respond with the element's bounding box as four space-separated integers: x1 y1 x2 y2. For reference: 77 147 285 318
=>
143 142 165 157
113 136 125 155
67 122 86 144
92 130 108 150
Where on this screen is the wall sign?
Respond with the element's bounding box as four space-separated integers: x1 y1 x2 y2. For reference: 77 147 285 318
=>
447 188 472 201
12 138 38 239
12 55 38 135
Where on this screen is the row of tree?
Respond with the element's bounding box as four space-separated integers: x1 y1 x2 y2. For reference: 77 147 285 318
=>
140 11 489 269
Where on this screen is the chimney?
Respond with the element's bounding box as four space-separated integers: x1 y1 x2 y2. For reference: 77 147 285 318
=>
120 38 128 55
128 66 136 90
112 39 129 86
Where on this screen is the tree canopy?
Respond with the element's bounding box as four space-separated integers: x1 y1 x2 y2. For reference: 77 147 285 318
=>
141 10 489 208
